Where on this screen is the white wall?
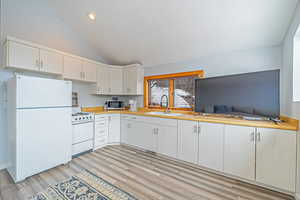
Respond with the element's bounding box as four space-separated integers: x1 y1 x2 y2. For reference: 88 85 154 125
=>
282 2 300 119
281 2 300 197
0 0 114 169
145 46 282 77
144 46 282 111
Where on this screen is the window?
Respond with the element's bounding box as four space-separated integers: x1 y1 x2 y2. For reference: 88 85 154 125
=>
174 76 197 108
149 79 169 107
144 70 204 110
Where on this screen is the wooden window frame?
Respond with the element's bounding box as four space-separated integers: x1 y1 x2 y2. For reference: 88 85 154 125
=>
144 70 204 111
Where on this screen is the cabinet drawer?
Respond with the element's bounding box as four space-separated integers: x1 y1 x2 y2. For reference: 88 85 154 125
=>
94 136 107 148
95 115 108 121
125 115 177 127
72 140 93 156
95 126 108 138
95 120 108 127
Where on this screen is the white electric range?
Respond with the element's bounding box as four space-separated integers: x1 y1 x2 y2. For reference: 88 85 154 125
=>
72 112 94 157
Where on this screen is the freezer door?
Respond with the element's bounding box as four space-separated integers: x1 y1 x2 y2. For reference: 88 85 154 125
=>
15 107 72 182
16 75 72 108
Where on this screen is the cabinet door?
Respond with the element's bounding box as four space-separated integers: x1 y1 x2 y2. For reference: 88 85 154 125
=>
127 120 156 151
157 124 178 158
123 66 144 95
256 128 296 192
108 114 121 144
178 120 199 164
40 49 63 74
224 125 256 180
123 67 137 95
136 67 144 95
83 62 97 83
63 56 83 80
97 66 110 94
8 41 40 71
121 117 129 144
109 68 123 94
198 122 224 172
72 122 94 144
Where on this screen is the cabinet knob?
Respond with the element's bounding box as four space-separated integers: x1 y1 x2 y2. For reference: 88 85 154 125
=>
36 60 40 68
193 125 198 133
256 132 261 142
250 132 255 142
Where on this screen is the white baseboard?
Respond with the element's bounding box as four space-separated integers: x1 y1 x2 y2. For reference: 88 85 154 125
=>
295 193 300 200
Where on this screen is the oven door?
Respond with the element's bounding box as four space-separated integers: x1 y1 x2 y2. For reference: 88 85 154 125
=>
72 122 94 144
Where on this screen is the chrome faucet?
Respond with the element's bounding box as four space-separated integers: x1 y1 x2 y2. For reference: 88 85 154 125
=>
160 95 170 113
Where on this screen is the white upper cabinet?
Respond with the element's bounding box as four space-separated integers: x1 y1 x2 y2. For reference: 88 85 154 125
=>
96 66 110 94
39 49 63 74
96 66 124 95
82 62 97 82
109 68 123 95
7 41 40 71
178 120 199 164
256 128 296 192
63 56 83 81
5 37 100 83
224 125 256 180
198 122 224 172
123 65 144 95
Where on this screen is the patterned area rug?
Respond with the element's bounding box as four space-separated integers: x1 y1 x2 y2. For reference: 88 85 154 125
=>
30 170 137 200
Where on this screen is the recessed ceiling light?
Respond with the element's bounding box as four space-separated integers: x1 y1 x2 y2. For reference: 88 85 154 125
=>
88 12 96 21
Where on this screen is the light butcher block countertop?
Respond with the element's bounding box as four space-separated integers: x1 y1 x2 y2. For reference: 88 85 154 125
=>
82 107 299 131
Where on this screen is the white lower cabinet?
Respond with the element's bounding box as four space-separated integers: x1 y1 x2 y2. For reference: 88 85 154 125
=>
256 128 296 192
156 122 178 158
127 120 156 151
224 125 256 180
122 116 177 157
178 120 199 164
108 114 121 144
117 114 297 193
94 114 121 150
121 116 129 144
178 120 224 171
198 122 224 172
94 115 109 150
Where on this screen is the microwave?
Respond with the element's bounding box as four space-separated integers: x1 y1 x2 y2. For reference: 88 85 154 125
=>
104 100 125 110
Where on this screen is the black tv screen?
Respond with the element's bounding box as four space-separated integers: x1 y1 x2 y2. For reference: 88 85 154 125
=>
195 70 280 118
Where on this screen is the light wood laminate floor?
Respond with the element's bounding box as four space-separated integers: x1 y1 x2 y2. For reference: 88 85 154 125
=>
0 145 294 200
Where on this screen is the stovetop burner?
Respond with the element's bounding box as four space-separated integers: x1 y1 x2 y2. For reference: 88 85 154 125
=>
72 112 94 124
72 112 90 116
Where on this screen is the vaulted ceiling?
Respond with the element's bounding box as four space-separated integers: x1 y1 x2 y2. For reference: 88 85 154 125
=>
49 0 298 67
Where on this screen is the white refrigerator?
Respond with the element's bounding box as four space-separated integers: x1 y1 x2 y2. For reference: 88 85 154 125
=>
7 75 72 182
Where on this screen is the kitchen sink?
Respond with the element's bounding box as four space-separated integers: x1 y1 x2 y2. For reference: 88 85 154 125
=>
145 112 183 116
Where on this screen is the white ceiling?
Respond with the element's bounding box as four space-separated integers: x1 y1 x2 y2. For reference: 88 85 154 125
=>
49 0 298 67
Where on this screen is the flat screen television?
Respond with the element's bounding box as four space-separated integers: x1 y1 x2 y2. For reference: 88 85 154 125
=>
195 70 280 119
